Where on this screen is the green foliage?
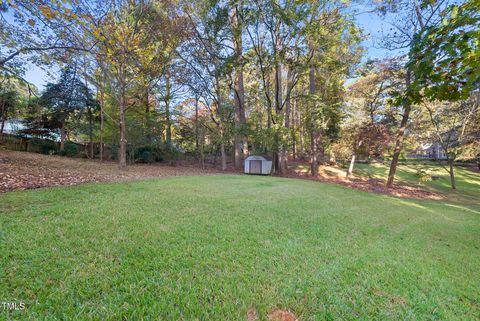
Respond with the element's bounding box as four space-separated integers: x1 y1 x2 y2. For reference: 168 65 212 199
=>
408 0 480 102
134 145 162 163
133 145 181 163
0 75 31 128
58 141 78 157
0 90 18 116
27 138 57 155
414 168 433 182
22 66 98 139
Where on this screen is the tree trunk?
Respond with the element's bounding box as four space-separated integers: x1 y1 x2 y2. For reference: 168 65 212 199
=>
266 74 272 129
291 98 296 160
0 117 4 135
300 121 305 157
275 65 284 173
195 97 199 158
60 122 66 151
195 97 205 170
232 3 248 169
308 44 317 175
119 67 127 169
119 106 127 168
215 73 226 171
99 66 105 161
347 153 355 178
275 67 282 111
165 68 172 147
89 108 93 158
220 142 227 171
220 126 227 171
234 118 242 169
448 157 456 189
285 87 291 130
347 139 362 178
145 82 153 145
386 69 412 188
200 131 205 170
83 54 93 159
273 134 282 173
280 69 293 173
310 128 317 176
100 85 104 161
0 100 5 135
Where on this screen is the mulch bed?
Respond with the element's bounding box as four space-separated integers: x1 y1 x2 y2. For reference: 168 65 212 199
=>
0 149 222 193
278 165 444 200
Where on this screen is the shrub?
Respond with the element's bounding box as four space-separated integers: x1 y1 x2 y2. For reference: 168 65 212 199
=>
58 141 78 157
414 169 432 183
133 144 182 163
135 146 154 163
134 145 163 163
27 138 57 155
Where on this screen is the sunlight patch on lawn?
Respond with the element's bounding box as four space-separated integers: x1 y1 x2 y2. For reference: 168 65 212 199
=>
443 203 480 215
462 178 480 186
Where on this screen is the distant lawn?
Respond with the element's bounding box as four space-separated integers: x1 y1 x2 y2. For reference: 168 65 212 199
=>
352 162 480 203
290 160 479 202
1 175 479 320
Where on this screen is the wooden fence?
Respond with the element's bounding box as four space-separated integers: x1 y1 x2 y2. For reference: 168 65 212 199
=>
0 133 92 156
0 133 57 153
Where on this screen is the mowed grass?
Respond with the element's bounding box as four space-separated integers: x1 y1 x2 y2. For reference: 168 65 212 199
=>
0 174 479 320
353 163 480 203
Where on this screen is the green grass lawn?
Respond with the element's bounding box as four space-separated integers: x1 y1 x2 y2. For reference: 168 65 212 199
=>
1 173 479 320
353 163 480 204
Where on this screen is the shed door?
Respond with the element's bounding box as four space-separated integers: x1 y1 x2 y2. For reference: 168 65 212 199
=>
249 160 262 174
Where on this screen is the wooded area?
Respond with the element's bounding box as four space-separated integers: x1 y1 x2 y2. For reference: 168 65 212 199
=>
0 0 479 190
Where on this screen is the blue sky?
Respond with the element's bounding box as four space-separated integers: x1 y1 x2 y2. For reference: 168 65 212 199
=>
22 5 400 92
356 11 399 59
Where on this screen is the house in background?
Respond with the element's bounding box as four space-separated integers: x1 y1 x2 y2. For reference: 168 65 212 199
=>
409 129 460 159
409 142 447 159
1 119 25 135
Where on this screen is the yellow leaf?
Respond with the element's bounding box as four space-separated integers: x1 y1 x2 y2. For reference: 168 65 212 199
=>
39 5 55 20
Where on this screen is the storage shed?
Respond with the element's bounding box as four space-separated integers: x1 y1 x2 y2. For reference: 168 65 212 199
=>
244 155 273 175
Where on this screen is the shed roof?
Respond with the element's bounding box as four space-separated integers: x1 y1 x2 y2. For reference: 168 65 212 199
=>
245 155 273 161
